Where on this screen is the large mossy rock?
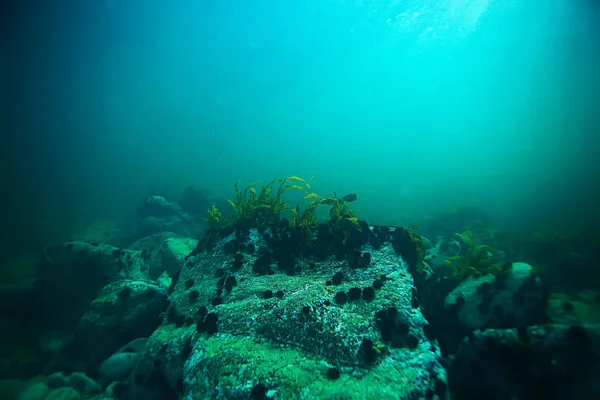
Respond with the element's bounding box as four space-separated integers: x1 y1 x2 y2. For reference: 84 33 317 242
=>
35 242 149 330
61 280 167 369
122 226 448 400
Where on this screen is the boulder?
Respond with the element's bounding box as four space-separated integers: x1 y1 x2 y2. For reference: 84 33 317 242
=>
137 196 199 238
60 280 166 370
130 233 198 280
98 337 148 384
444 262 547 330
450 324 600 399
35 242 148 330
120 226 448 400
16 381 49 400
44 387 80 400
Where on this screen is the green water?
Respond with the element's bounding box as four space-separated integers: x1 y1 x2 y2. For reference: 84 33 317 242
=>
3 0 599 254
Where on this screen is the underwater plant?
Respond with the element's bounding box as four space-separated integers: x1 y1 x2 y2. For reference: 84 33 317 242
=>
288 191 360 247
390 224 426 275
288 196 320 246
316 192 362 247
202 204 230 245
406 225 426 274
204 204 228 231
320 192 359 222
444 231 509 280
199 177 366 253
228 176 312 225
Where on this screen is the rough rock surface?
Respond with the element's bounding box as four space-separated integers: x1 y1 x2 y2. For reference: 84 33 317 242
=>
130 232 198 280
35 242 149 329
61 280 167 369
137 196 199 239
444 262 547 330
449 323 600 399
423 236 460 276
98 337 149 384
16 371 104 400
123 227 448 400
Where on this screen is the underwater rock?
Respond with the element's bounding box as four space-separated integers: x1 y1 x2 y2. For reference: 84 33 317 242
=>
138 196 181 219
71 218 124 245
98 337 148 384
18 371 102 400
130 232 198 280
449 323 600 399
124 326 192 399
444 262 547 331
61 280 166 370
103 381 121 398
44 387 80 400
16 381 50 400
114 337 149 354
546 291 600 325
424 235 460 275
35 241 148 330
46 372 69 388
99 352 141 383
122 227 447 400
66 372 102 395
137 196 200 239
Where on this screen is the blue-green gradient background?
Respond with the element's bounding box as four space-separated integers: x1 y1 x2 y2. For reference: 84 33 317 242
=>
3 0 599 255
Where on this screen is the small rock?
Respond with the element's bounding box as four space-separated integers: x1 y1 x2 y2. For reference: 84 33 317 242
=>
65 280 166 369
131 233 198 279
104 381 121 398
99 352 141 382
45 387 80 400
46 372 69 389
445 262 545 330
17 382 50 400
67 372 102 395
114 337 148 354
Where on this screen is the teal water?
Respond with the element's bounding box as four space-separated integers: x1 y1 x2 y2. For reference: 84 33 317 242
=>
4 0 600 253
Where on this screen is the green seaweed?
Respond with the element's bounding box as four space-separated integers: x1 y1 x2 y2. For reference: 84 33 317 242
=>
204 204 228 231
202 177 363 250
444 231 508 280
288 197 320 246
406 225 426 274
228 176 311 224
202 204 229 244
288 191 360 247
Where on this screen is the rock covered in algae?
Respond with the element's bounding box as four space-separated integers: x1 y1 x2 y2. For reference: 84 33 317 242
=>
128 226 448 399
